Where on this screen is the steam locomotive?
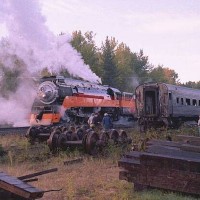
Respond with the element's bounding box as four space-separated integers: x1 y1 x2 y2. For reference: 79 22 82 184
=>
135 82 200 130
30 76 135 126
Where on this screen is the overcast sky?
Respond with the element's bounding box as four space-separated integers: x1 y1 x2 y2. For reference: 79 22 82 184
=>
1 0 200 83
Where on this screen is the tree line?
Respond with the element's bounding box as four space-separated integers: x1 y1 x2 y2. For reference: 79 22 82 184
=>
0 30 200 97
69 31 200 92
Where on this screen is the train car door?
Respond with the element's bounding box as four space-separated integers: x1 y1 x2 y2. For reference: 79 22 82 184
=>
144 87 158 116
136 84 159 117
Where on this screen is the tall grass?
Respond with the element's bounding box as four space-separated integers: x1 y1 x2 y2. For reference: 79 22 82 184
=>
0 126 199 200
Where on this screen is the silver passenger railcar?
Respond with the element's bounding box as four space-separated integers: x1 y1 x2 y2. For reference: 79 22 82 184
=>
135 82 200 130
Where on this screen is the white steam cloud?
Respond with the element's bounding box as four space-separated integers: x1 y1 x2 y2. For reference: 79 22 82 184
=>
0 0 101 126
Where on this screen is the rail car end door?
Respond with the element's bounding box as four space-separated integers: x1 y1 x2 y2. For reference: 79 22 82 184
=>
144 87 158 116
135 84 159 117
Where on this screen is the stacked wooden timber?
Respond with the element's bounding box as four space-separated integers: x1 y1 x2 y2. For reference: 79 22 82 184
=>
0 172 44 199
0 168 58 200
119 135 200 195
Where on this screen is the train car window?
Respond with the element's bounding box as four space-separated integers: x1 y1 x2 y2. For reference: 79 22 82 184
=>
199 100 200 106
186 98 191 106
176 97 179 104
181 98 184 105
107 88 115 99
192 99 197 106
169 93 172 100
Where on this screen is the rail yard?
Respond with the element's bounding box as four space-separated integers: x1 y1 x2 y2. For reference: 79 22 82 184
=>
0 79 200 199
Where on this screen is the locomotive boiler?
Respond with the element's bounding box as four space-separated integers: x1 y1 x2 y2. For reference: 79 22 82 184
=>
135 82 200 131
30 76 135 126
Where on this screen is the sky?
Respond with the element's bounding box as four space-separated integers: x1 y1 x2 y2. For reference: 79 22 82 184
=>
0 0 200 83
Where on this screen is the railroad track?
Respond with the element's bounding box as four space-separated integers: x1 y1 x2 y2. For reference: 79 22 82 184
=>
0 122 135 136
0 126 30 135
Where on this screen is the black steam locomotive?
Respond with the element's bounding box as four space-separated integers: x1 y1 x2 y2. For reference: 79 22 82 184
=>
135 82 200 130
30 76 135 126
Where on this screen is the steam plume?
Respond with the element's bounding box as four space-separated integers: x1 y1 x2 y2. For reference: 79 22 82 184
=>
0 0 101 126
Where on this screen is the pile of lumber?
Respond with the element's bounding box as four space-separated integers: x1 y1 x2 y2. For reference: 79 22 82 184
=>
0 168 58 200
118 135 200 195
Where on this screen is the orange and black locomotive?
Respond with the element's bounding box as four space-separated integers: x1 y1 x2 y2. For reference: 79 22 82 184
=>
30 76 136 126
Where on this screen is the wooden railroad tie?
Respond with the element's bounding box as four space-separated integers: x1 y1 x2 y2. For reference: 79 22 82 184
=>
0 172 44 199
118 135 200 195
0 168 59 200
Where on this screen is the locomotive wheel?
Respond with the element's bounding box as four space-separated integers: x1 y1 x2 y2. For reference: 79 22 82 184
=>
109 129 119 144
119 130 128 143
61 126 68 133
52 126 62 132
85 131 100 155
99 131 109 146
26 126 37 144
82 133 88 152
76 128 85 140
69 126 76 132
57 133 68 149
86 128 93 134
64 130 73 140
43 126 51 133
81 124 89 131
47 130 61 151
70 132 79 141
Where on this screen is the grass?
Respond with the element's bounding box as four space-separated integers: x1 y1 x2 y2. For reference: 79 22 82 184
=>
0 126 199 200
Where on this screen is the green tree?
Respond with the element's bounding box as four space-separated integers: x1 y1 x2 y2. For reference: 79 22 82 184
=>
131 50 151 83
149 65 179 84
115 42 134 91
181 81 200 89
100 37 119 87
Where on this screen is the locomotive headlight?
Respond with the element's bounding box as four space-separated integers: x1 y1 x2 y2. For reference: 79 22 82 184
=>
37 81 58 104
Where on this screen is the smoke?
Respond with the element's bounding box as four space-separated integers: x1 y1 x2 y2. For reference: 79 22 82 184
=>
131 76 139 89
0 0 101 126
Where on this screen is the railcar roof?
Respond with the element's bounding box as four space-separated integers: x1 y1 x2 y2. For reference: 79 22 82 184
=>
136 82 200 94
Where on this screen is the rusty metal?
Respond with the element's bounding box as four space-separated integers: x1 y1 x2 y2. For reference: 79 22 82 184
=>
99 131 109 146
47 130 61 150
24 123 132 155
70 132 79 141
109 129 119 144
135 82 200 131
76 128 85 140
57 133 68 149
119 130 128 142
85 131 100 155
